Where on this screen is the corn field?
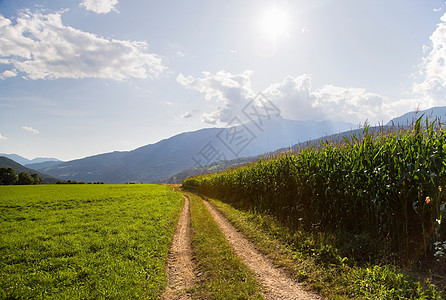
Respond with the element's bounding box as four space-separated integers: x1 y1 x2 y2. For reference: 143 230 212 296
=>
183 118 446 259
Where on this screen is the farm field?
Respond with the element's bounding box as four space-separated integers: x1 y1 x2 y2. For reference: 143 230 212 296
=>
183 122 446 298
0 184 183 299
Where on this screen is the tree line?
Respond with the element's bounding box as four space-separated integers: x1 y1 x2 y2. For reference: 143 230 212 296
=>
0 168 44 185
55 180 104 184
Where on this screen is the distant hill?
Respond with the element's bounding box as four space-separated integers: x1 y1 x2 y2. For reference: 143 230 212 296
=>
25 161 62 171
0 156 60 184
160 157 257 184
0 154 30 165
42 128 225 184
386 106 446 126
163 125 393 184
168 107 446 184
0 153 61 166
42 117 353 183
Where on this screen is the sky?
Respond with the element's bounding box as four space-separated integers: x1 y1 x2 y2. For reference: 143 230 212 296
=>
0 0 445 161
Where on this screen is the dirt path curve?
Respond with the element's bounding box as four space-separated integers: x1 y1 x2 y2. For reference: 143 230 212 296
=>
162 195 195 300
202 199 322 300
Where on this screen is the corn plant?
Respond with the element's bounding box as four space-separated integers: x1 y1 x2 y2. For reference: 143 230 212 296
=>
184 117 446 260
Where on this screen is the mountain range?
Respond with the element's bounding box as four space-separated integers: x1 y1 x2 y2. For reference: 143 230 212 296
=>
386 106 446 126
3 106 445 184
37 117 353 183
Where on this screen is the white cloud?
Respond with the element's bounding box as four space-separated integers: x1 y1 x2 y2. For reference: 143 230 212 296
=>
412 12 446 107
263 75 317 120
177 70 254 124
312 85 385 123
22 126 39 134
0 69 17 79
0 11 165 80
178 71 388 125
180 112 192 118
80 0 119 14
434 8 442 12
0 133 7 141
201 111 220 124
264 75 386 124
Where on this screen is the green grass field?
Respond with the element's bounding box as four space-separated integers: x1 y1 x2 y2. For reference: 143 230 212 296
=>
0 184 183 299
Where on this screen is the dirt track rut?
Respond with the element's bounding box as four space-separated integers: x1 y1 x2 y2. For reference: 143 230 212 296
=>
162 195 194 300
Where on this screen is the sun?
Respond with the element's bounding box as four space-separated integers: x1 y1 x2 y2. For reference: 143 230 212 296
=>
260 7 289 39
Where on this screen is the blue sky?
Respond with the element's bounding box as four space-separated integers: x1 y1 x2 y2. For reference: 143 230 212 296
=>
0 0 445 160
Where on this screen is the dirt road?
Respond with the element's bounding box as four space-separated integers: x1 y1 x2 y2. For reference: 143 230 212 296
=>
163 194 322 299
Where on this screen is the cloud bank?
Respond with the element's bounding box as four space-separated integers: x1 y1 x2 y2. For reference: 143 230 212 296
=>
80 0 119 14
178 71 388 125
0 11 165 80
265 76 386 124
412 12 446 108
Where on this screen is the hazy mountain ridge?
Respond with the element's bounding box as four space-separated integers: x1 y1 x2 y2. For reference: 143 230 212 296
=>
0 156 60 184
386 106 446 126
25 161 62 170
0 153 61 166
41 117 354 183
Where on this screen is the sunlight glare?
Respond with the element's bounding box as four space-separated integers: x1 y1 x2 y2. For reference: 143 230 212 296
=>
260 7 289 39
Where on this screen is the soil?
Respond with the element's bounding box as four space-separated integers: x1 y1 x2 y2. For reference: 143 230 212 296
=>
202 199 322 300
162 195 195 300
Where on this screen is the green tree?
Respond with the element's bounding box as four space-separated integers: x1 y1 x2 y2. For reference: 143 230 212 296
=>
31 173 43 185
0 168 18 185
17 172 34 185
